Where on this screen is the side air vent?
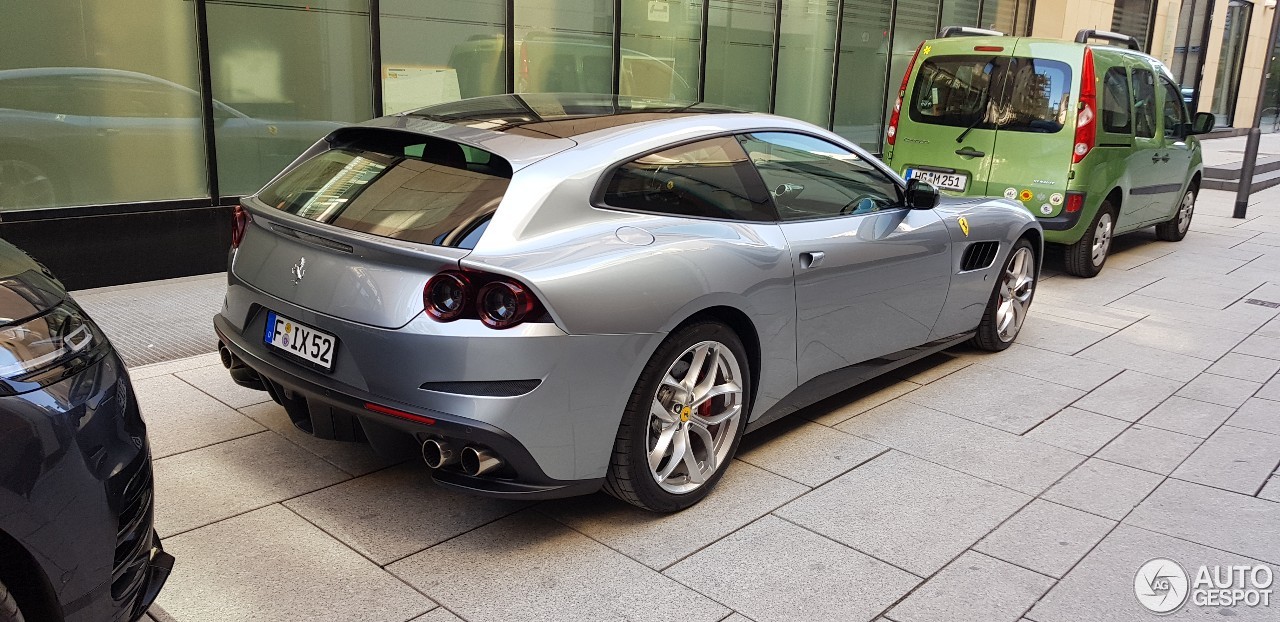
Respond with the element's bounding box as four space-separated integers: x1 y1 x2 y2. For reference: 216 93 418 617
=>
960 242 1001 272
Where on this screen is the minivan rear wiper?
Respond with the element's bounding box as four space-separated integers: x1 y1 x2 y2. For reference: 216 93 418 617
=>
955 115 986 143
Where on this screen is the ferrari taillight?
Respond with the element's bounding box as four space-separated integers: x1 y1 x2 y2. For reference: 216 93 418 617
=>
424 270 544 329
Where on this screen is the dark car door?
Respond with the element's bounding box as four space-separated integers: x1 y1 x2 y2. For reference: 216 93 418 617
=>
738 131 952 385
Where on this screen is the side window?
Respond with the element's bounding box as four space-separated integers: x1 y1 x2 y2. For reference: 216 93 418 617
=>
1131 68 1157 139
1159 77 1189 139
599 136 775 222
1101 67 1132 134
737 132 902 221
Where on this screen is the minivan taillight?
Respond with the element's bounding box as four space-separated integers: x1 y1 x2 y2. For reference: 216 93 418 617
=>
1073 47 1097 164
230 204 250 249
887 43 923 147
424 270 544 330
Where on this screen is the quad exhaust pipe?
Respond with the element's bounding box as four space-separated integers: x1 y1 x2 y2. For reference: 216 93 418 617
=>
421 439 459 469
461 446 502 476
422 440 503 476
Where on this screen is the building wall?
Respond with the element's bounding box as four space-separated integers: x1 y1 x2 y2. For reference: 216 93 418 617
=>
1031 0 1117 41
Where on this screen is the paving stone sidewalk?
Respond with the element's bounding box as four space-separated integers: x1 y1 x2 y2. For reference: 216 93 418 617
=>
116 185 1279 622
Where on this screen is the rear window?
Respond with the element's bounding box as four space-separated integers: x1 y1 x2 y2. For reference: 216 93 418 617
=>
909 55 1073 134
256 132 511 249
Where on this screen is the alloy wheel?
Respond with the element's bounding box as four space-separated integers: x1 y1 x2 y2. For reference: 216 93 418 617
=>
1092 212 1113 266
1178 190 1195 234
995 246 1035 342
647 341 744 494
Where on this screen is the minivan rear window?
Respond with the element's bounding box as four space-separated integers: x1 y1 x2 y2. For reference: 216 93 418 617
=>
256 132 511 249
909 55 1073 134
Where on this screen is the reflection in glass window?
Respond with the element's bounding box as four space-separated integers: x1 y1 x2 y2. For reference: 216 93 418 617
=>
1101 67 1133 134
1132 68 1157 138
738 132 901 221
705 0 777 112
886 0 941 128
941 0 980 31
601 137 774 221
775 0 837 126
619 0 699 101
1210 0 1253 126
0 1 207 210
833 0 889 150
514 0 614 94
380 0 506 114
207 0 373 197
909 56 1072 134
1160 78 1189 139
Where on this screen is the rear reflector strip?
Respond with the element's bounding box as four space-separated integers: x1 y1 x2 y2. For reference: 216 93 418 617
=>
364 402 436 425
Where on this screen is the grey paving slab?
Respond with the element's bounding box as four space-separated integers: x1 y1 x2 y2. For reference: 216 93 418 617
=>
1107 316 1249 360
1096 425 1202 475
239 402 397 477
1032 298 1146 330
133 374 265 459
175 363 273 409
283 462 528 565
156 504 432 622
775 451 1030 576
1028 524 1278 622
1071 370 1185 422
1171 425 1280 495
1126 478 1280 564
1025 407 1130 455
1014 313 1117 356
1040 458 1165 520
836 400 1082 495
1262 476 1280 502
1174 373 1263 408
1259 315 1280 339
128 352 222 380
974 499 1116 579
802 377 922 427
1226 397 1280 436
901 364 1084 435
974 344 1122 392
889 351 978 385
388 510 730 622
1075 337 1211 383
1234 334 1280 361
1035 270 1161 306
1108 293 1279 334
887 551 1054 622
541 460 807 570
666 515 921 622
152 431 349 537
1206 352 1280 383
1133 274 1266 309
736 420 886 487
1138 395 1236 438
410 609 465 622
1259 373 1280 401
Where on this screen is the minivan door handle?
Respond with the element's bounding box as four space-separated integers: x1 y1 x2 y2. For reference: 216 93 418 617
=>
955 147 986 158
799 251 825 269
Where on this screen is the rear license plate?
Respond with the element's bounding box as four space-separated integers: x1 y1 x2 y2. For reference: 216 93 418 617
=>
263 311 336 370
907 168 969 192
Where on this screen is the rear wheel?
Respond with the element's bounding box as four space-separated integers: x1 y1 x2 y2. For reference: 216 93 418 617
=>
1064 201 1115 278
1155 186 1195 241
603 321 750 512
971 239 1037 351
0 578 25 622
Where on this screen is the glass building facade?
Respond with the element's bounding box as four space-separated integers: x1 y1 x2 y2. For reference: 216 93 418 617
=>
0 0 1033 217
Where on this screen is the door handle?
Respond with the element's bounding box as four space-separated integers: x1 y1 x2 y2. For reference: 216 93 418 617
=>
799 251 825 269
955 147 986 158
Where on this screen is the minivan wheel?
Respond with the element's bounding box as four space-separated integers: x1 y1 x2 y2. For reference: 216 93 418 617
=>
971 239 1037 351
1064 202 1115 278
0 578 26 622
1155 187 1196 241
603 321 750 512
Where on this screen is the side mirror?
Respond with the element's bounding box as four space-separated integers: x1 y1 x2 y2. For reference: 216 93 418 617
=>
1190 112 1215 135
905 178 939 209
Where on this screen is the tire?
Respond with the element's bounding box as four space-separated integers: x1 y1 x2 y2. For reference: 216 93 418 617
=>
603 321 751 512
1155 186 1196 242
1064 201 1116 277
971 238 1037 352
0 578 25 622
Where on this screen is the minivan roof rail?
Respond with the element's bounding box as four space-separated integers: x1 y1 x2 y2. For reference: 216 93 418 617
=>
1074 29 1141 51
938 26 1006 38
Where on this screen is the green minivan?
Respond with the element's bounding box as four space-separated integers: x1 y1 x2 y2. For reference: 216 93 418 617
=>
883 27 1215 277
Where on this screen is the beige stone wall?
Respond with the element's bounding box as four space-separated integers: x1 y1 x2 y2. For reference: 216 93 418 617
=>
1149 0 1184 65
1197 2 1275 127
1031 0 1117 41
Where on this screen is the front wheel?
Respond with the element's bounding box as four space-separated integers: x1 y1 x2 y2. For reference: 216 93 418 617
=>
1064 202 1115 277
971 238 1037 351
1155 186 1196 241
1 578 26 622
603 321 751 512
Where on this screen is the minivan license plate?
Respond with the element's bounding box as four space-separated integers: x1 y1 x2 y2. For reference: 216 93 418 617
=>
907 169 968 192
264 311 336 370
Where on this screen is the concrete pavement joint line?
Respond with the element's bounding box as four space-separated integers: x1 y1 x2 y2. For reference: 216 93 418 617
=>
766 511 927 581
1124 523 1280 567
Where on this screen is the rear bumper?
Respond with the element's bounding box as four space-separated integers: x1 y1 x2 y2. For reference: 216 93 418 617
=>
215 313 617 499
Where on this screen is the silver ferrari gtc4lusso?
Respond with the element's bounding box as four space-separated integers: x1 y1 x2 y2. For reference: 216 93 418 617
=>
214 93 1042 512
